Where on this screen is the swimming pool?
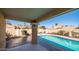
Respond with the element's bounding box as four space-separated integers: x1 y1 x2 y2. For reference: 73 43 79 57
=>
39 35 79 51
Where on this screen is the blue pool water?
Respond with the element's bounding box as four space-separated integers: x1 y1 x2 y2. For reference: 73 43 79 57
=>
39 35 79 51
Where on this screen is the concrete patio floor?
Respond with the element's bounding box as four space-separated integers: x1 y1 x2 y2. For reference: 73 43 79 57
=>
7 43 48 51
6 36 65 51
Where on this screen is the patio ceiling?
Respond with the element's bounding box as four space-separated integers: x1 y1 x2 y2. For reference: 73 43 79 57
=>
0 8 76 23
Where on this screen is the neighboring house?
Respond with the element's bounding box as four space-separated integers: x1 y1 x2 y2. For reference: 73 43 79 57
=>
6 24 16 37
6 24 31 37
6 24 79 38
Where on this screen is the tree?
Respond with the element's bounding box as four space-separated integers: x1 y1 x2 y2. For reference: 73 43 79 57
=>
39 26 46 29
65 25 68 27
55 23 58 26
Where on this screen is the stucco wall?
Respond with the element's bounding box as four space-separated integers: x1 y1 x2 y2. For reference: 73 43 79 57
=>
0 12 6 50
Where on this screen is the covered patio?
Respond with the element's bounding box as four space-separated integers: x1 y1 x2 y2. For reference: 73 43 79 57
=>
0 8 76 51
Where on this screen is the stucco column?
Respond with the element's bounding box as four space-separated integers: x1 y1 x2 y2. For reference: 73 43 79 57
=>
0 12 6 50
31 23 38 44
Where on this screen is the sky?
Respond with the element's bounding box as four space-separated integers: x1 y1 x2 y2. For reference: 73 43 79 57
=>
6 19 30 26
6 9 79 28
39 9 79 28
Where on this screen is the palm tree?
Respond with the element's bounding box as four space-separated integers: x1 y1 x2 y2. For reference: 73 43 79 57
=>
39 26 46 33
65 25 68 27
55 23 58 26
39 26 46 29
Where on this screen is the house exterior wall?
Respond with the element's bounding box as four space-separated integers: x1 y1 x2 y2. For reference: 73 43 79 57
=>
6 24 32 37
0 12 6 50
